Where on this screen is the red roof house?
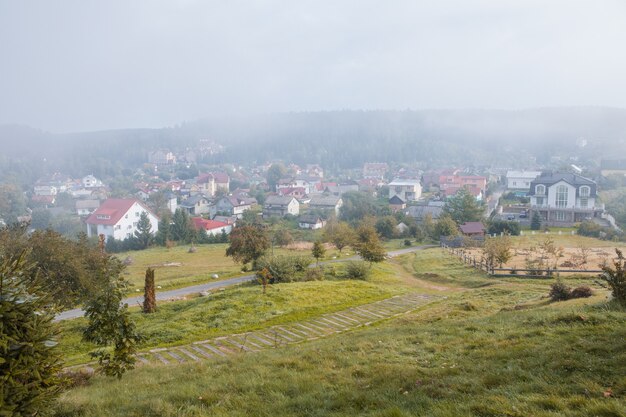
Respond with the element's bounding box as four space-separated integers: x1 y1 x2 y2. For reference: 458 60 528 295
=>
86 198 158 241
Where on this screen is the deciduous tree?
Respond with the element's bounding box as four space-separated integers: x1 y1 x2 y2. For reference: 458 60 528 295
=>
354 224 386 266
82 255 141 378
225 225 270 266
312 240 325 266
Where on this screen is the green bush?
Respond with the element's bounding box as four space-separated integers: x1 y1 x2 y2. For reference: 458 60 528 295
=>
344 261 371 280
255 255 312 283
549 280 571 301
570 286 593 299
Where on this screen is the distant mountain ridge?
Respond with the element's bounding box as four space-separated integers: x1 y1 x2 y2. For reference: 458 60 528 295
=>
1 107 625 176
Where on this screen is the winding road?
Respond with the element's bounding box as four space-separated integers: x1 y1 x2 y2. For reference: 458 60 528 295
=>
55 245 436 321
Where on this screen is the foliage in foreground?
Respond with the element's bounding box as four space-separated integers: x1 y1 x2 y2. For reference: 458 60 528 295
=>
599 248 626 305
1 253 62 416
53 288 626 417
82 256 141 378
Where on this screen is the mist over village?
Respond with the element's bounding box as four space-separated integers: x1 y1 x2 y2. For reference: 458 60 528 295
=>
1 2 625 416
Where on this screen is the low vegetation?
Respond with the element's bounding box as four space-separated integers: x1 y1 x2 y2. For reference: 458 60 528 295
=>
53 248 625 416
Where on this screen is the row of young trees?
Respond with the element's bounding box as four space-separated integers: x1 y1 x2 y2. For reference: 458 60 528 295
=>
225 219 387 273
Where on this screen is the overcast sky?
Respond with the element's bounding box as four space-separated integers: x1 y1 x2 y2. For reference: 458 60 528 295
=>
1 0 625 133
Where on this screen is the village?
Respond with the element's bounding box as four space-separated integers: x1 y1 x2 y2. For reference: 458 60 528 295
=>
9 145 624 250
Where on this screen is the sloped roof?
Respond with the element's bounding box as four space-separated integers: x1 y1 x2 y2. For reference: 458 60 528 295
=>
459 222 485 234
265 195 298 206
389 195 406 205
406 205 443 220
191 217 229 231
528 172 596 196
86 199 155 225
309 194 342 207
299 214 324 224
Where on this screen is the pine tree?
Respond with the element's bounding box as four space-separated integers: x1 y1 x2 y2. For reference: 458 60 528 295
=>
0 252 62 415
171 208 195 243
134 212 153 249
530 211 542 230
155 212 172 246
143 267 156 313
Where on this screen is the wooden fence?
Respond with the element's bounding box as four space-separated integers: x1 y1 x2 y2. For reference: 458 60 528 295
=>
440 243 603 278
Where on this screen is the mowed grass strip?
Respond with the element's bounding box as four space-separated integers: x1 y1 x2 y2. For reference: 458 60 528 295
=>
58 262 410 366
54 277 626 417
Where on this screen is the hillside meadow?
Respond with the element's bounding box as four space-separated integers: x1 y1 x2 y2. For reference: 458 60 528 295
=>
53 245 626 416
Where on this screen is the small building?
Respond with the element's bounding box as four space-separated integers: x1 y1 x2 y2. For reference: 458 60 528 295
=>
388 179 422 202
308 195 343 216
191 217 232 236
179 195 211 216
82 174 104 188
75 199 100 216
215 196 257 218
406 202 444 223
263 195 300 218
298 215 326 230
388 195 406 213
459 222 485 237
505 171 541 191
86 198 159 241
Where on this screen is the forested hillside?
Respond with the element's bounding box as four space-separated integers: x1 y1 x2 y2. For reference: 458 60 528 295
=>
1 107 626 185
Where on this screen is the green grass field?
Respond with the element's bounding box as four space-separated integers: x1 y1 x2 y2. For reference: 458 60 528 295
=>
57 261 409 366
54 247 626 416
114 243 324 291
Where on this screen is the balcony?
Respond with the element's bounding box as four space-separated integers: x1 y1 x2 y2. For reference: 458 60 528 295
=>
530 204 600 213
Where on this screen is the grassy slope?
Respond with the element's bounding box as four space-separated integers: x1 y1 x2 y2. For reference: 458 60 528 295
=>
115 243 327 291
55 249 626 417
58 262 408 366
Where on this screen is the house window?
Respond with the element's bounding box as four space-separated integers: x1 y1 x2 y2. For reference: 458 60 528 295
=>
135 212 139 217
115 225 121 230
125 214 129 219
556 185 568 208
535 197 544 206
555 211 566 221
535 184 545 195
580 186 590 208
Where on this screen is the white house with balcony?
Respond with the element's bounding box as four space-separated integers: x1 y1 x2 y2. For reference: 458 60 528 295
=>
528 173 602 226
388 179 422 202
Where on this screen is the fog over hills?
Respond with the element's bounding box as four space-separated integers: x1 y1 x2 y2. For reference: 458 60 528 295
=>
1 107 625 178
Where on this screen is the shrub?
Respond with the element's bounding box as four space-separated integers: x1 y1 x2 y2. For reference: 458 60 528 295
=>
345 261 371 280
305 267 325 281
404 239 412 246
570 286 593 299
549 280 571 301
599 249 626 305
255 255 312 283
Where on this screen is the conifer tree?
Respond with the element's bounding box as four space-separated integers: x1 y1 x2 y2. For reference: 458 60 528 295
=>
134 212 153 249
143 267 156 313
0 252 62 415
